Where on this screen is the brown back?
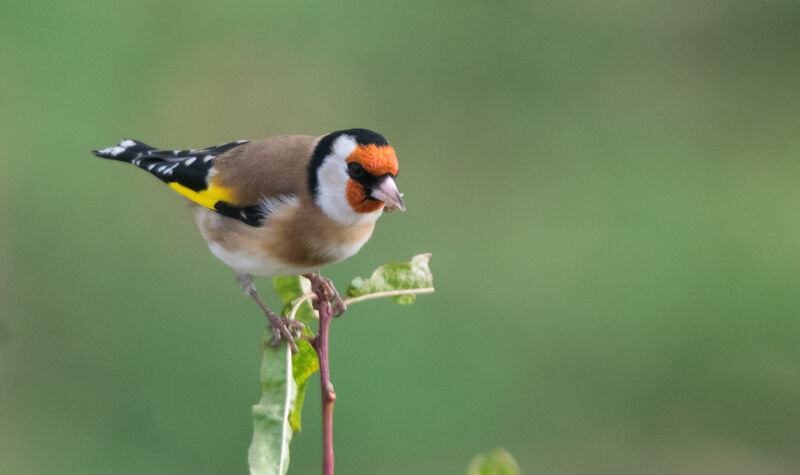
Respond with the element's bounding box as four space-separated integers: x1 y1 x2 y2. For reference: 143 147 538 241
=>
213 134 320 205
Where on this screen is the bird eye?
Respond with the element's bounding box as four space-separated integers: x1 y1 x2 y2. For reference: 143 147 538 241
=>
347 162 365 178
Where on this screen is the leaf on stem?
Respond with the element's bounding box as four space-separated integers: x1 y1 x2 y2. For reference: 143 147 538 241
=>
288 339 317 431
274 276 317 328
274 276 320 431
248 276 320 475
248 335 294 475
347 253 434 304
250 255 434 474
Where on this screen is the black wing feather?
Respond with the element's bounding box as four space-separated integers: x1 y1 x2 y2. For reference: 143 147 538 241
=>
93 139 248 192
94 138 274 227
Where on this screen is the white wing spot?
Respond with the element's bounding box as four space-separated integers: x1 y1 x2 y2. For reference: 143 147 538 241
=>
183 157 196 166
165 163 179 176
203 154 215 163
119 139 136 148
99 146 125 156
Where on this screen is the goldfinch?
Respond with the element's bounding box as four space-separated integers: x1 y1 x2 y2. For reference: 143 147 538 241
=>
93 129 404 352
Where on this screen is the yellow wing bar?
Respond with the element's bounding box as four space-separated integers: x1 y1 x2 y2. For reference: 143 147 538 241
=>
169 181 237 210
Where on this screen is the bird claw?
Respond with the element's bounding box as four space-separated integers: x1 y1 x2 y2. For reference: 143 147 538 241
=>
331 298 347 318
266 315 304 354
304 274 346 317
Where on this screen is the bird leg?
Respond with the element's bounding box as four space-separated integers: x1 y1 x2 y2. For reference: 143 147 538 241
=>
237 273 304 354
303 273 347 318
249 289 304 354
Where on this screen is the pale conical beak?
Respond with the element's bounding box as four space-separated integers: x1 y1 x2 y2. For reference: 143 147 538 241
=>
371 176 406 212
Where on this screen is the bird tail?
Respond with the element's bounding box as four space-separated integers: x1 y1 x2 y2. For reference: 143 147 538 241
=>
92 139 155 162
93 136 251 194
93 138 176 184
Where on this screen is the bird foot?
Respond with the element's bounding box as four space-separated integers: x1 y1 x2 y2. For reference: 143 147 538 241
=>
265 312 305 354
304 273 347 318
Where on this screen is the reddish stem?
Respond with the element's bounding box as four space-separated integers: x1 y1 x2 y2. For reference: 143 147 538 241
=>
313 296 336 475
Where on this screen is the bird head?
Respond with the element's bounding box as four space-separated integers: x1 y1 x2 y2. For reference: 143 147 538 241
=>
309 129 405 225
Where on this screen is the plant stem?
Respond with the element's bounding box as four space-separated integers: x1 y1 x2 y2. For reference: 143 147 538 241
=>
297 281 434 475
343 287 435 305
289 287 436 320
313 294 336 475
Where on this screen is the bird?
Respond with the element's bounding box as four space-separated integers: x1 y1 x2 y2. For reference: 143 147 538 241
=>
93 128 405 352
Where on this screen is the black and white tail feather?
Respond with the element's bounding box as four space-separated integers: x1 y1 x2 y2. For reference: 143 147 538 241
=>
92 138 247 189
93 138 269 226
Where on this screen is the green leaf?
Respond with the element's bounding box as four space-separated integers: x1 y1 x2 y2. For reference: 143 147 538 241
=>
273 276 317 328
467 448 521 475
248 333 295 475
248 258 433 474
273 276 320 431
288 339 318 432
347 253 434 304
248 276 321 474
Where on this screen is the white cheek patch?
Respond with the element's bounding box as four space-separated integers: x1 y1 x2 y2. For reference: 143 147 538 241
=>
315 135 382 225
316 156 353 224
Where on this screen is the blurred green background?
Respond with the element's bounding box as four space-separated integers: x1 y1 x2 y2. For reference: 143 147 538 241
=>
2 0 800 473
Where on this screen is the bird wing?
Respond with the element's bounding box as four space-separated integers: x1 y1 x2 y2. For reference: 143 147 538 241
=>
94 135 318 227
94 139 268 225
